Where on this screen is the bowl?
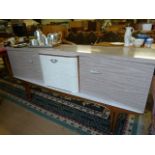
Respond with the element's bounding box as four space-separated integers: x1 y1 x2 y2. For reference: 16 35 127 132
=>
133 38 144 47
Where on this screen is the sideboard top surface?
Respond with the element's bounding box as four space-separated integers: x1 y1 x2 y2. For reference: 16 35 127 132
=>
7 45 155 64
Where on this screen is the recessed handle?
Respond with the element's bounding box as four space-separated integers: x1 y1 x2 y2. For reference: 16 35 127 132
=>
90 70 102 74
50 59 58 63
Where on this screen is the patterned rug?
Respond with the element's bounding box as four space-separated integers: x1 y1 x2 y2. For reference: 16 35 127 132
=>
0 76 139 135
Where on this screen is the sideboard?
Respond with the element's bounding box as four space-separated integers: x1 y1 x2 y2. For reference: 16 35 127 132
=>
7 45 155 132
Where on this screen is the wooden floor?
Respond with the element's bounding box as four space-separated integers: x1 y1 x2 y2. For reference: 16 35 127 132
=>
0 99 77 135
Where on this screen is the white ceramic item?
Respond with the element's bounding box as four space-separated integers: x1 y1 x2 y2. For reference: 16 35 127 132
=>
133 38 144 47
124 27 134 47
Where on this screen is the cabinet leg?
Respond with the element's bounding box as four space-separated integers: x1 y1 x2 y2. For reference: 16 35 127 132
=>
110 111 119 134
23 82 32 101
3 54 13 77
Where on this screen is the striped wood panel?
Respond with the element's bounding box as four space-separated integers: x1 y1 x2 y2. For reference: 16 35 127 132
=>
7 50 43 81
79 55 154 113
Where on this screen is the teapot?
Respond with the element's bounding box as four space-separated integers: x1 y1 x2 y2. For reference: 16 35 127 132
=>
47 32 62 45
124 27 134 47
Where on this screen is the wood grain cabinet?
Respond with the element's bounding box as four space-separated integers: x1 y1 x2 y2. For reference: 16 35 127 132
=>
7 50 43 82
79 55 154 113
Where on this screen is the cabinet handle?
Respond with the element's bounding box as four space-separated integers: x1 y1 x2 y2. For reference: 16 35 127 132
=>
90 70 102 74
50 59 58 63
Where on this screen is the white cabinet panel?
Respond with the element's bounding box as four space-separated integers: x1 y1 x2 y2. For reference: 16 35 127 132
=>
39 55 79 93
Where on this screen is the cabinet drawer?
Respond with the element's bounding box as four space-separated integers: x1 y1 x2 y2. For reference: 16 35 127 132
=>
39 54 79 93
79 55 154 112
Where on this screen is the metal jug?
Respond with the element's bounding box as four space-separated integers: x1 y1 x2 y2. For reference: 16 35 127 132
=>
47 32 62 45
34 29 43 41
